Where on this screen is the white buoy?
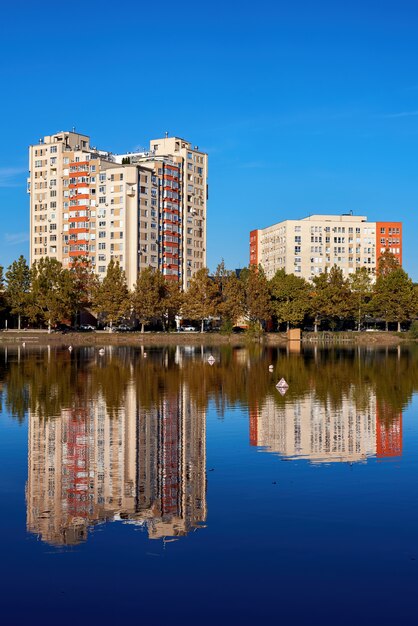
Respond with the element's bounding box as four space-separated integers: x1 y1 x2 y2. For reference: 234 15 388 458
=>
22 342 25 348
207 355 215 365
269 364 274 371
68 346 73 352
276 377 289 389
99 348 105 356
143 351 147 358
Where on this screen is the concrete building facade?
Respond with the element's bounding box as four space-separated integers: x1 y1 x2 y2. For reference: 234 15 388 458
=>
250 214 402 281
28 131 207 289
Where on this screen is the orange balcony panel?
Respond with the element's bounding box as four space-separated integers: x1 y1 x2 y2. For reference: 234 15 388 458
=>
69 251 89 257
70 171 89 177
69 228 89 235
68 216 89 223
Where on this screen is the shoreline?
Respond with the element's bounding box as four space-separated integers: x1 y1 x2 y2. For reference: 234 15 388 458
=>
0 330 410 347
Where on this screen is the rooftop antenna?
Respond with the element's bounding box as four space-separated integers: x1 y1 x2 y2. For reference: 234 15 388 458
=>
165 131 169 138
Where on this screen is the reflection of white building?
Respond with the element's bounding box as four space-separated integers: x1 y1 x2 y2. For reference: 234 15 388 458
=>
250 388 379 463
27 383 206 546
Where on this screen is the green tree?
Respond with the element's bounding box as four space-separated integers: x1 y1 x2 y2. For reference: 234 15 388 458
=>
28 257 76 331
371 268 417 331
377 250 400 277
182 268 219 332
349 267 372 331
311 266 353 330
5 256 31 329
132 268 166 332
240 265 271 327
270 269 310 330
93 259 129 330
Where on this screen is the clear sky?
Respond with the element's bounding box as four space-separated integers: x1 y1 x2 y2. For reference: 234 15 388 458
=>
1 0 418 277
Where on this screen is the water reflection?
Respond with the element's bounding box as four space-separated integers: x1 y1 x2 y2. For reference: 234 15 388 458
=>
250 393 402 463
0 344 414 546
24 351 207 546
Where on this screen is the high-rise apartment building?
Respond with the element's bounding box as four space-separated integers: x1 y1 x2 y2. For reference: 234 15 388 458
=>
250 214 402 281
28 131 207 289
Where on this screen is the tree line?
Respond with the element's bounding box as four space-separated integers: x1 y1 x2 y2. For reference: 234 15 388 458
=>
0 250 416 332
2 344 415 422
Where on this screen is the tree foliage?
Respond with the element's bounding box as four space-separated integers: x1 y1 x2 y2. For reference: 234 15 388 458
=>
371 268 417 331
93 259 129 329
240 265 271 326
311 266 353 330
131 268 166 332
270 269 310 330
182 268 219 332
5 256 30 329
28 257 76 330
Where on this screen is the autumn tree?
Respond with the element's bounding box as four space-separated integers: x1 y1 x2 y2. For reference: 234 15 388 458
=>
28 257 76 331
219 271 246 327
93 259 130 330
269 269 310 330
5 256 31 329
349 267 372 331
182 268 219 332
371 268 417 331
131 268 166 332
162 280 184 330
0 266 5 315
240 265 271 327
69 257 98 325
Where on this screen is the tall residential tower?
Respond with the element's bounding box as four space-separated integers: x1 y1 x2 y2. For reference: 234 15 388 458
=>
28 131 208 289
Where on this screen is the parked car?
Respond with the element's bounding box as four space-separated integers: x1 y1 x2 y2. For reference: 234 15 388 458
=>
79 325 95 332
180 325 197 332
54 323 74 334
115 324 132 332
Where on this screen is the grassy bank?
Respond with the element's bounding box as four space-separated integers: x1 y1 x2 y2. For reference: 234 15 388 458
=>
0 329 410 347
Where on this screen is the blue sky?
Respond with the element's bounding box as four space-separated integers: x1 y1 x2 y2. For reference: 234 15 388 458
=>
1 0 418 276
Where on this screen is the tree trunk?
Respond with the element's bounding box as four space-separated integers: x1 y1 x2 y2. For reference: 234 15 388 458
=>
314 318 318 333
385 320 388 331
398 321 401 332
286 321 290 331
358 307 361 331
201 319 204 333
18 314 21 331
48 319 51 334
141 322 145 333
109 320 112 333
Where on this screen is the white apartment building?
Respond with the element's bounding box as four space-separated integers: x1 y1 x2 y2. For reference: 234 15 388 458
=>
250 214 402 281
28 131 208 289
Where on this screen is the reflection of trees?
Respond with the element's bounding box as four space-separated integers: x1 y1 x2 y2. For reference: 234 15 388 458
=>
1 344 418 424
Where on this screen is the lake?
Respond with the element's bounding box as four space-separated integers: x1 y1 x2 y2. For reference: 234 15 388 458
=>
0 344 417 625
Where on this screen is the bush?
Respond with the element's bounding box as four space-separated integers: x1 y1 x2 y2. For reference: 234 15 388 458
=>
409 321 418 339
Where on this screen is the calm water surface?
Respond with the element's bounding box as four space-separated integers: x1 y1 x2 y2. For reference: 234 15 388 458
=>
1 344 418 625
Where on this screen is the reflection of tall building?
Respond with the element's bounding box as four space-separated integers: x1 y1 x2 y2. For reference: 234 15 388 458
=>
27 384 206 546
249 389 402 463
376 401 402 458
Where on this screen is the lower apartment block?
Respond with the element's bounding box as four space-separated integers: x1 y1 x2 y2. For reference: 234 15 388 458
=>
250 214 402 281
